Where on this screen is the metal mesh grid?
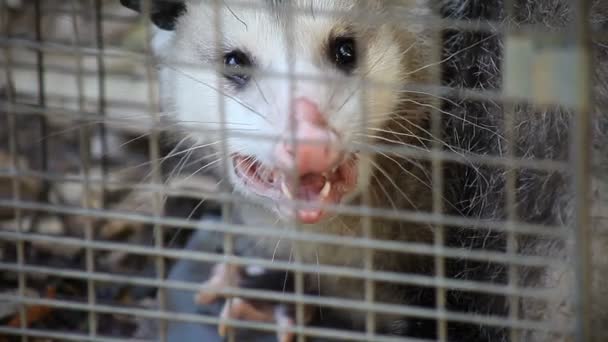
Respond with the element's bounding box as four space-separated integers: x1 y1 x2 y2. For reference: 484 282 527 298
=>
0 0 605 342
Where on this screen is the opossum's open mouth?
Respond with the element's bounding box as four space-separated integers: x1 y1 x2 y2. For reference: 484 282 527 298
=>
232 154 358 224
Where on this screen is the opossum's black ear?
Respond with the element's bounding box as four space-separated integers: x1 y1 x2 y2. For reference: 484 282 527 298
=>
120 0 186 31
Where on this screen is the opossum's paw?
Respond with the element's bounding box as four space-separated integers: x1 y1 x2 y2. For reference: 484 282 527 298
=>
195 262 241 305
195 263 311 342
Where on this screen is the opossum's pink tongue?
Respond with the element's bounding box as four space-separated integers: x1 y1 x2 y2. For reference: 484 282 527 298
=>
281 168 352 224
292 173 331 223
294 173 327 200
280 173 331 224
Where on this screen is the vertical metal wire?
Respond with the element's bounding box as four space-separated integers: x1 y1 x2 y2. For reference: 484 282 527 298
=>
94 0 108 210
569 0 593 340
1 2 27 341
431 89 448 340
33 0 49 205
141 0 168 340
210 0 234 244
69 0 97 337
359 37 376 342
352 9 376 336
283 3 306 341
211 1 236 341
502 2 520 341
428 8 447 341
503 101 520 342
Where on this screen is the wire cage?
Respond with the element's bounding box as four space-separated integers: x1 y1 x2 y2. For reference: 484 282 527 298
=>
0 0 606 342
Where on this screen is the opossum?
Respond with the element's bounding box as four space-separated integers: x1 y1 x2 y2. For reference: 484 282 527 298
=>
120 0 608 341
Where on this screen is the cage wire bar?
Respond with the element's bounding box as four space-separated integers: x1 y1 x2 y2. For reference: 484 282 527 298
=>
569 0 594 341
0 0 601 341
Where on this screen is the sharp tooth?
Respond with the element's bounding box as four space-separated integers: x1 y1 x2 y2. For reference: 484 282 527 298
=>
281 180 293 199
320 180 332 198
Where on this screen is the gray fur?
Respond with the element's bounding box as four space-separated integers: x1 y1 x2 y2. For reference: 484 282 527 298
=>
438 0 608 340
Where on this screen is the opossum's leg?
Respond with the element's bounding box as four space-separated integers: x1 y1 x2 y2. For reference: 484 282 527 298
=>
217 298 276 336
273 304 316 342
275 307 296 342
218 299 303 342
196 263 314 341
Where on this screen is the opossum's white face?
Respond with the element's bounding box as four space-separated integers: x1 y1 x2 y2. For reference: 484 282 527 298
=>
159 0 414 224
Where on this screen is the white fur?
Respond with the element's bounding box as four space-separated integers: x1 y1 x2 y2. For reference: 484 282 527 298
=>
157 0 413 219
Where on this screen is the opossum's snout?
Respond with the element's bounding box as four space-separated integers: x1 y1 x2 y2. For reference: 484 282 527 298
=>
232 98 359 224
274 98 342 174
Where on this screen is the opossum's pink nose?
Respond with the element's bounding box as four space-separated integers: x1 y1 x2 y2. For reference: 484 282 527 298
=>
274 98 341 175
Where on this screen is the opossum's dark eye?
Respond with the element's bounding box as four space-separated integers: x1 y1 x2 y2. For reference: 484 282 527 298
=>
329 37 357 73
223 50 252 88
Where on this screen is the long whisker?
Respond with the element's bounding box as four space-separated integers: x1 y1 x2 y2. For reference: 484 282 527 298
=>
32 113 172 144
167 148 195 185
358 125 431 149
393 115 490 186
369 159 420 211
162 144 247 187
167 178 225 248
396 89 461 108
283 247 293 294
253 77 270 105
176 157 222 184
403 33 498 77
271 216 284 263
355 134 429 152
374 149 466 217
314 247 323 320
161 63 271 124
369 172 399 213
114 140 223 176
398 97 505 140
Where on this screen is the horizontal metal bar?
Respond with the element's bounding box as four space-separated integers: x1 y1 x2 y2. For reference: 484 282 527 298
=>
0 232 561 300
0 262 561 309
0 37 485 101
38 9 139 24
0 295 429 342
0 198 569 263
0 99 572 174
0 294 571 336
0 37 570 110
0 37 144 59
0 35 594 111
0 181 570 238
1 60 145 81
0 327 152 342
39 0 602 36
0 263 513 326
8 92 148 116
